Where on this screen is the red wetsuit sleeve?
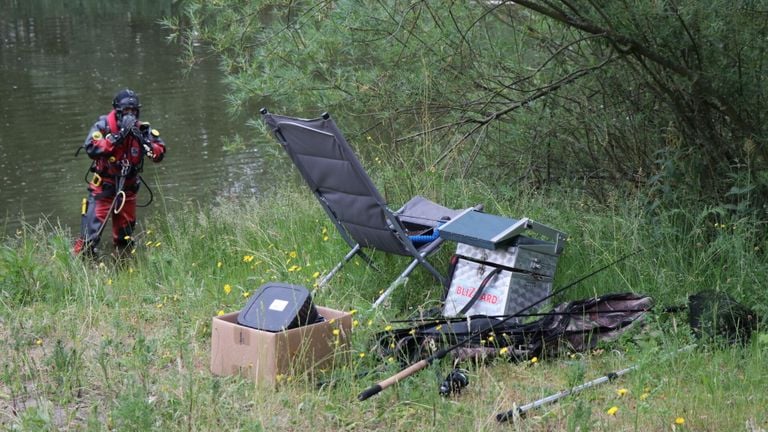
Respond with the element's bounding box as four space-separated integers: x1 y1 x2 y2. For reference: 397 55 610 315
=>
83 117 116 158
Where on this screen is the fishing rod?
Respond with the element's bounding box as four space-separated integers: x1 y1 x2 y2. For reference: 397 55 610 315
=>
390 307 654 325
495 344 696 422
496 365 636 422
357 247 646 401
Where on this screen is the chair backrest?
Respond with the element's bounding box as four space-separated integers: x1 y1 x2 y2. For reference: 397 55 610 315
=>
263 112 412 255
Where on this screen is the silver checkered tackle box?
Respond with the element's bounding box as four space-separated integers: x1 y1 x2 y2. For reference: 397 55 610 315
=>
440 212 567 319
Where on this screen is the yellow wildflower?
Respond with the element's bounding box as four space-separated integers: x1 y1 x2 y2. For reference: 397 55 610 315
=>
617 388 628 397
312 271 321 278
674 417 685 425
35 339 43 346
384 325 393 331
242 291 250 298
217 261 223 268
499 347 509 355
224 284 232 294
358 352 366 358
352 320 359 327
217 310 225 316
332 329 340 336
289 251 298 259
606 406 619 416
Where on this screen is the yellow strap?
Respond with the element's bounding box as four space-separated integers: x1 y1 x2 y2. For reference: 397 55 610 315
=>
81 198 87 215
91 173 102 187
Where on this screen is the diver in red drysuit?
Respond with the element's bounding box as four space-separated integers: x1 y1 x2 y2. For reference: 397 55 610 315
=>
73 89 166 257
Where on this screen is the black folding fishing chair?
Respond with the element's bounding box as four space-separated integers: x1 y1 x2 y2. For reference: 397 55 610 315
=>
261 109 480 307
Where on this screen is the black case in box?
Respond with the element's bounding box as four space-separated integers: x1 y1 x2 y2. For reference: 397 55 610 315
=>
237 283 322 332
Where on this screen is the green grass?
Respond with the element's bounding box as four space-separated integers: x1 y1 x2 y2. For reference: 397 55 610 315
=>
1 178 766 431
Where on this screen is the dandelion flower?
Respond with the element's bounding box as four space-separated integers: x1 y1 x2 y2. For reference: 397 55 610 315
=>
35 339 43 346
640 393 650 401
242 291 250 298
332 329 340 336
606 406 619 416
224 284 232 294
217 310 225 316
617 388 628 397
675 417 685 425
499 347 509 355
353 320 359 327
359 352 366 358
217 261 223 269
289 251 298 259
312 271 321 279
530 357 539 364
107 278 113 286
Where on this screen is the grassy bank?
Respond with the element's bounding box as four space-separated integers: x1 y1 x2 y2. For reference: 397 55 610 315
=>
1 178 766 431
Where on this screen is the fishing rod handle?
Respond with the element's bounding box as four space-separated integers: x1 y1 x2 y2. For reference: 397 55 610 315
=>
357 359 429 401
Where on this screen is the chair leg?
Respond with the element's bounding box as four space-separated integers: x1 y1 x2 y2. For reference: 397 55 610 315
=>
316 244 360 290
315 244 381 292
372 251 446 308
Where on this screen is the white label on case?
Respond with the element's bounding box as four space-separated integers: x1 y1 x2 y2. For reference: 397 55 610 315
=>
269 299 289 312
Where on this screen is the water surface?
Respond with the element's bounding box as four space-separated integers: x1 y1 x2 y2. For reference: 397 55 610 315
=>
0 1 272 237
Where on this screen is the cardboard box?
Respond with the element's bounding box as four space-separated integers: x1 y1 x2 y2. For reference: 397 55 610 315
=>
210 306 352 385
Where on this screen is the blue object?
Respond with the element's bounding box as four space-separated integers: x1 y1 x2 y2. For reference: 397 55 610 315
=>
409 228 440 246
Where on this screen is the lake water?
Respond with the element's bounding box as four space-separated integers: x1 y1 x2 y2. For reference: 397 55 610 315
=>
0 1 275 237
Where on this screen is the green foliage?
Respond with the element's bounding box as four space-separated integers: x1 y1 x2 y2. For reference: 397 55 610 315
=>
166 0 768 227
